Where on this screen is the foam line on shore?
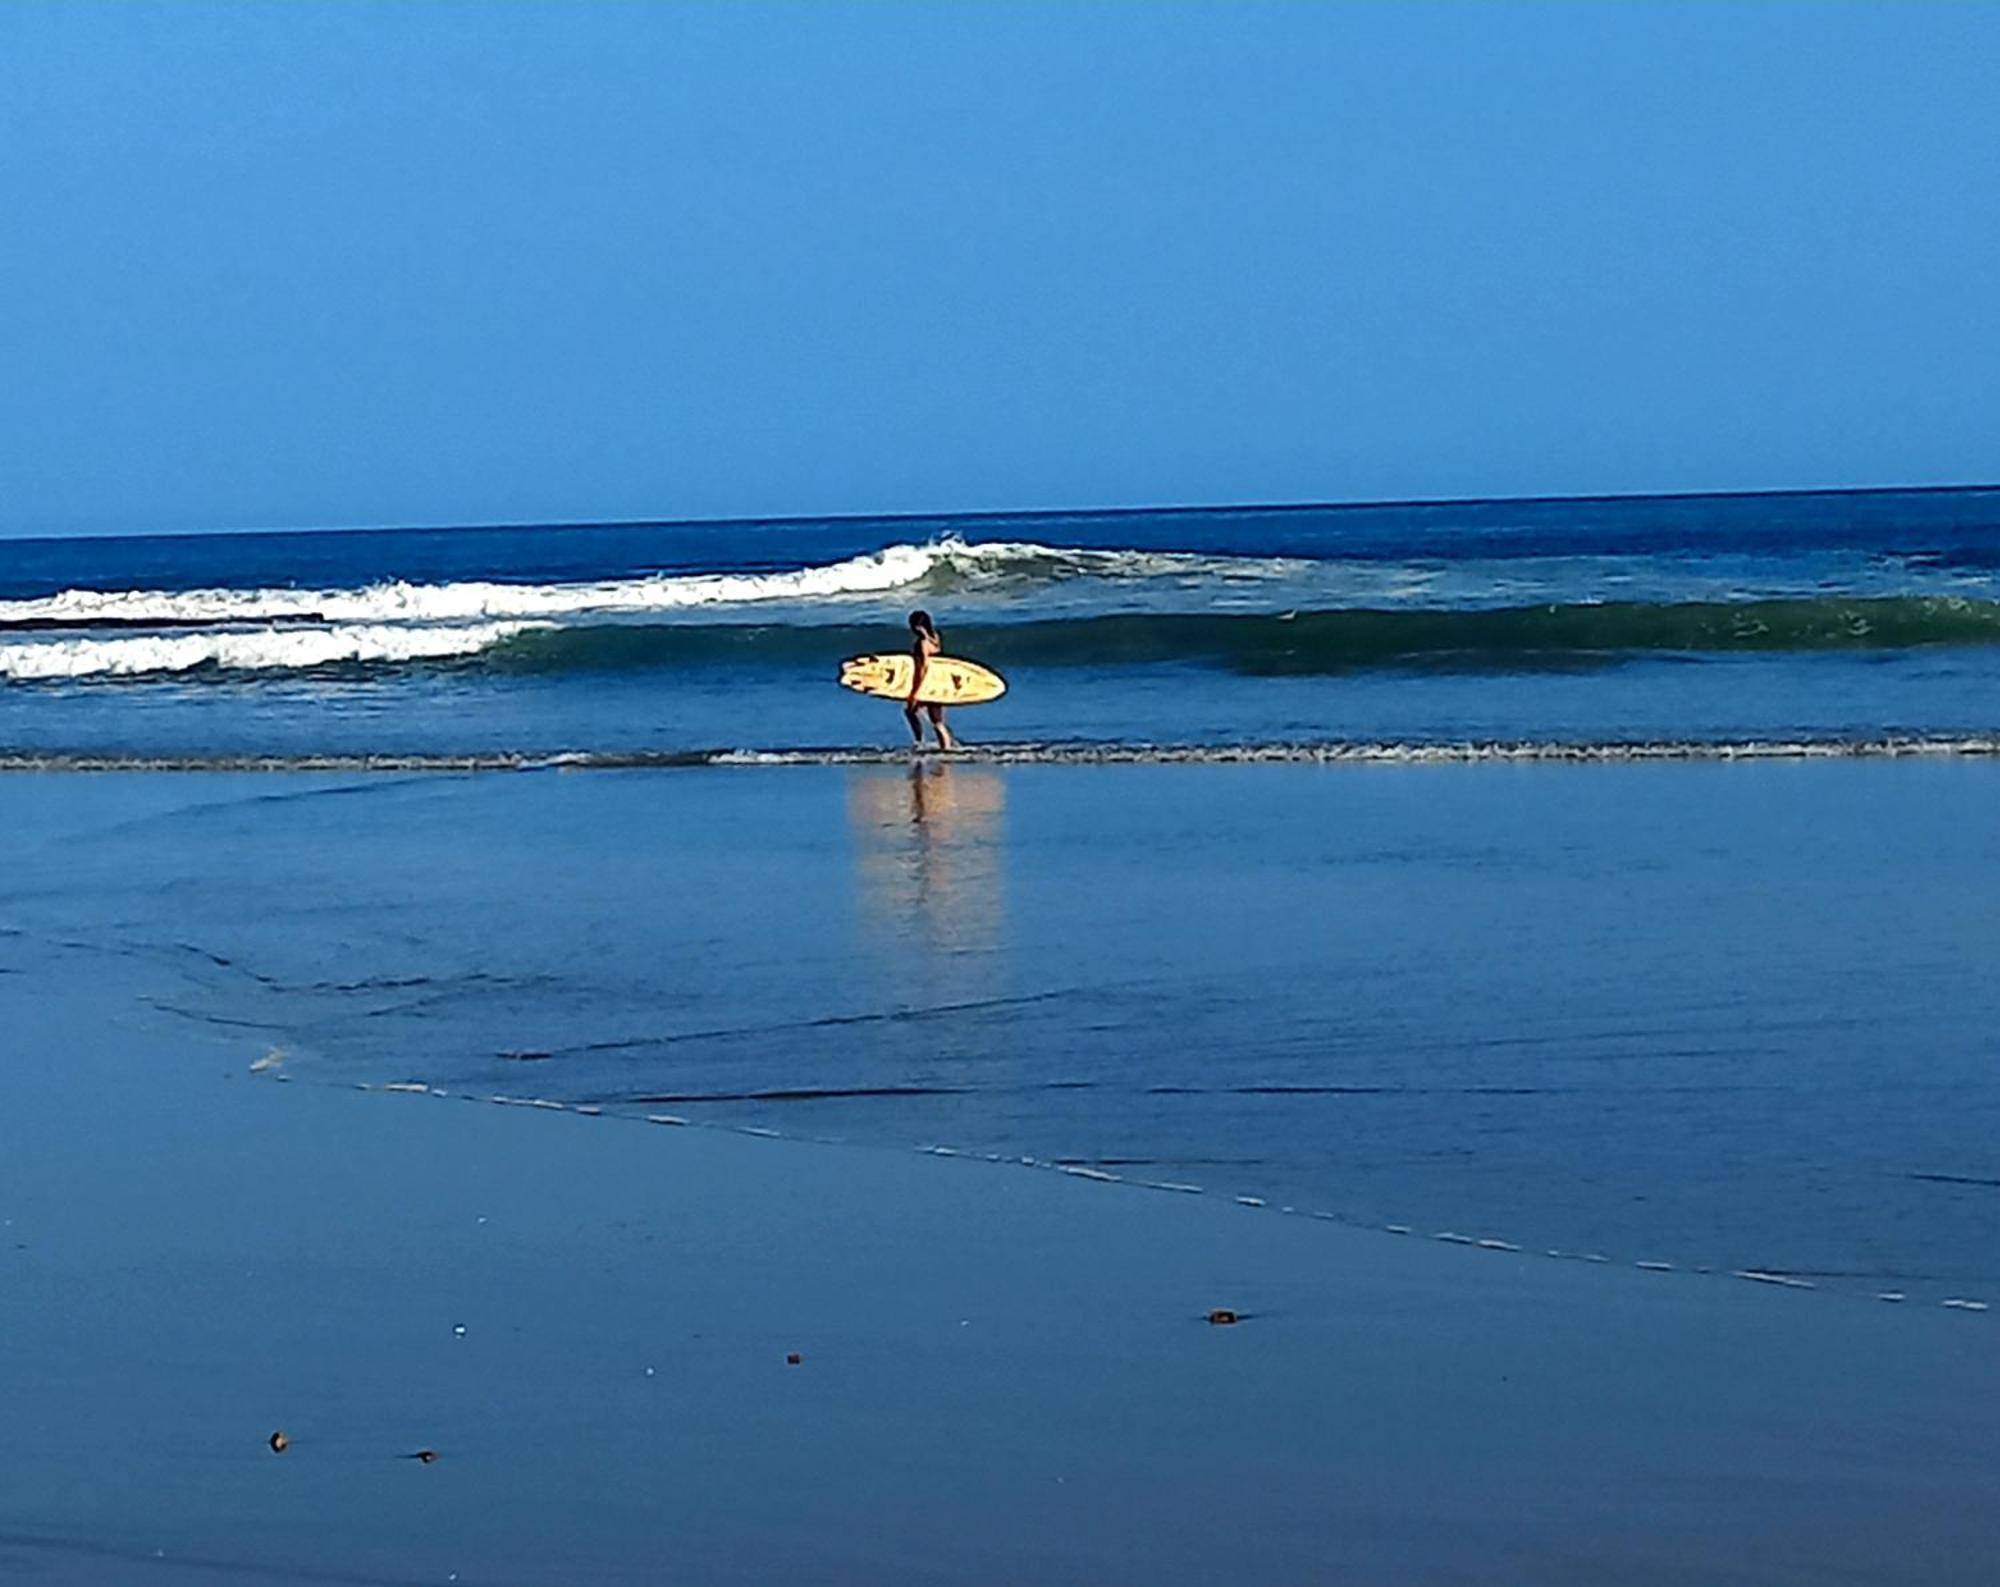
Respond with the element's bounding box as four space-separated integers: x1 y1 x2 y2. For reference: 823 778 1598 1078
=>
7 734 2000 775
256 1066 1992 1318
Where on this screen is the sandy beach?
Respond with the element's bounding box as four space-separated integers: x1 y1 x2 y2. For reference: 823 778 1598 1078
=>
4 879 1996 1586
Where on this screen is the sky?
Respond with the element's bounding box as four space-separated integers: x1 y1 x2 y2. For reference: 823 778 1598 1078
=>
0 1 1995 538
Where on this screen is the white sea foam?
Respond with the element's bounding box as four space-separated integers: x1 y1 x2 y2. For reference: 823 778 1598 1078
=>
0 621 535 679
8 737 2000 770
0 539 1297 632
928 539 1306 586
707 736 2000 767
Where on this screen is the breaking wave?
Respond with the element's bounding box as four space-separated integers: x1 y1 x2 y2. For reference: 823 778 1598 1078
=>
3 528 1999 681
0 622 540 680
0 539 1294 632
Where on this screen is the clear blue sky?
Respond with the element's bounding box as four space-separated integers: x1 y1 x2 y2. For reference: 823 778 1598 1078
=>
1 1 1994 537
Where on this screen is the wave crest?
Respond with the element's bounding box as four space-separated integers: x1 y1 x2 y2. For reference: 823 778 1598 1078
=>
0 622 538 680
0 539 1291 633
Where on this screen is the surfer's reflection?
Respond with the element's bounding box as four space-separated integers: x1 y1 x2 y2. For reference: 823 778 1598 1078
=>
846 762 1006 957
845 763 1014 1110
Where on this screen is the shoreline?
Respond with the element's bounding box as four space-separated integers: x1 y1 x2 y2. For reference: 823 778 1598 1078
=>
279 1069 2000 1320
4 731 2000 774
5 936 1998 1584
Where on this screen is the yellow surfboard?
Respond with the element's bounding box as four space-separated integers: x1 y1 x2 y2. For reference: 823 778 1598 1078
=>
838 653 1007 706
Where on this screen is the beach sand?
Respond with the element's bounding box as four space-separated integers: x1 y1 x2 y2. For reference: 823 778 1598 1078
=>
3 921 1996 1585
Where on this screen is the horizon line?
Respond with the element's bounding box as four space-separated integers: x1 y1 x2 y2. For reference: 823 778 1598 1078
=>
9 479 1997 547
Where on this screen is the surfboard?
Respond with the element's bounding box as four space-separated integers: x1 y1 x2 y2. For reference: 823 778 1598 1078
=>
838 653 1007 706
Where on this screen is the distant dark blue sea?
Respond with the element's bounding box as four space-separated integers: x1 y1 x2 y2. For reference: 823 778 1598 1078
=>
4 486 2000 758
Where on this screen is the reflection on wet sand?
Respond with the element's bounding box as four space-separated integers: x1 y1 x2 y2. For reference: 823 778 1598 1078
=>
846 761 1006 958
844 762 1015 1109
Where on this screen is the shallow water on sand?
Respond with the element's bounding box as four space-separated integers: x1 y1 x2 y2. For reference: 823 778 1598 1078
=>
5 759 1996 1304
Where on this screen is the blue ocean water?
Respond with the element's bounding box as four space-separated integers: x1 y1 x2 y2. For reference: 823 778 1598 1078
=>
4 486 2000 757
4 489 1998 1305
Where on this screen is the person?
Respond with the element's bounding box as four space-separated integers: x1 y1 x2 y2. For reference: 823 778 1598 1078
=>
904 609 957 751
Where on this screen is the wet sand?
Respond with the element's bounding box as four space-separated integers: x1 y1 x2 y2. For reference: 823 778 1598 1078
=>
2 934 1996 1585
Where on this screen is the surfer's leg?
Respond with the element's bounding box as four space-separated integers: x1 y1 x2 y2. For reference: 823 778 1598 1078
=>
927 704 955 751
904 701 925 745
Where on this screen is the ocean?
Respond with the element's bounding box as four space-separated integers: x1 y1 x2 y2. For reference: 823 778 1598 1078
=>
4 487 1998 1305
6 485 2000 759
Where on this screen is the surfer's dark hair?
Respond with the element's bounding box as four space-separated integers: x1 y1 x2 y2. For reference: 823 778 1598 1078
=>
908 609 937 636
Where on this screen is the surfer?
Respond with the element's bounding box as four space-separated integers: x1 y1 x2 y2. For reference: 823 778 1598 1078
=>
905 609 957 751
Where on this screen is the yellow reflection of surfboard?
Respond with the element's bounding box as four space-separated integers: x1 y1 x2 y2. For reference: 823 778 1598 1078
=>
838 653 1007 706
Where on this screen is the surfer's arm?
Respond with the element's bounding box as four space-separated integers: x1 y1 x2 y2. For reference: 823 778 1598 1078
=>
906 644 929 706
